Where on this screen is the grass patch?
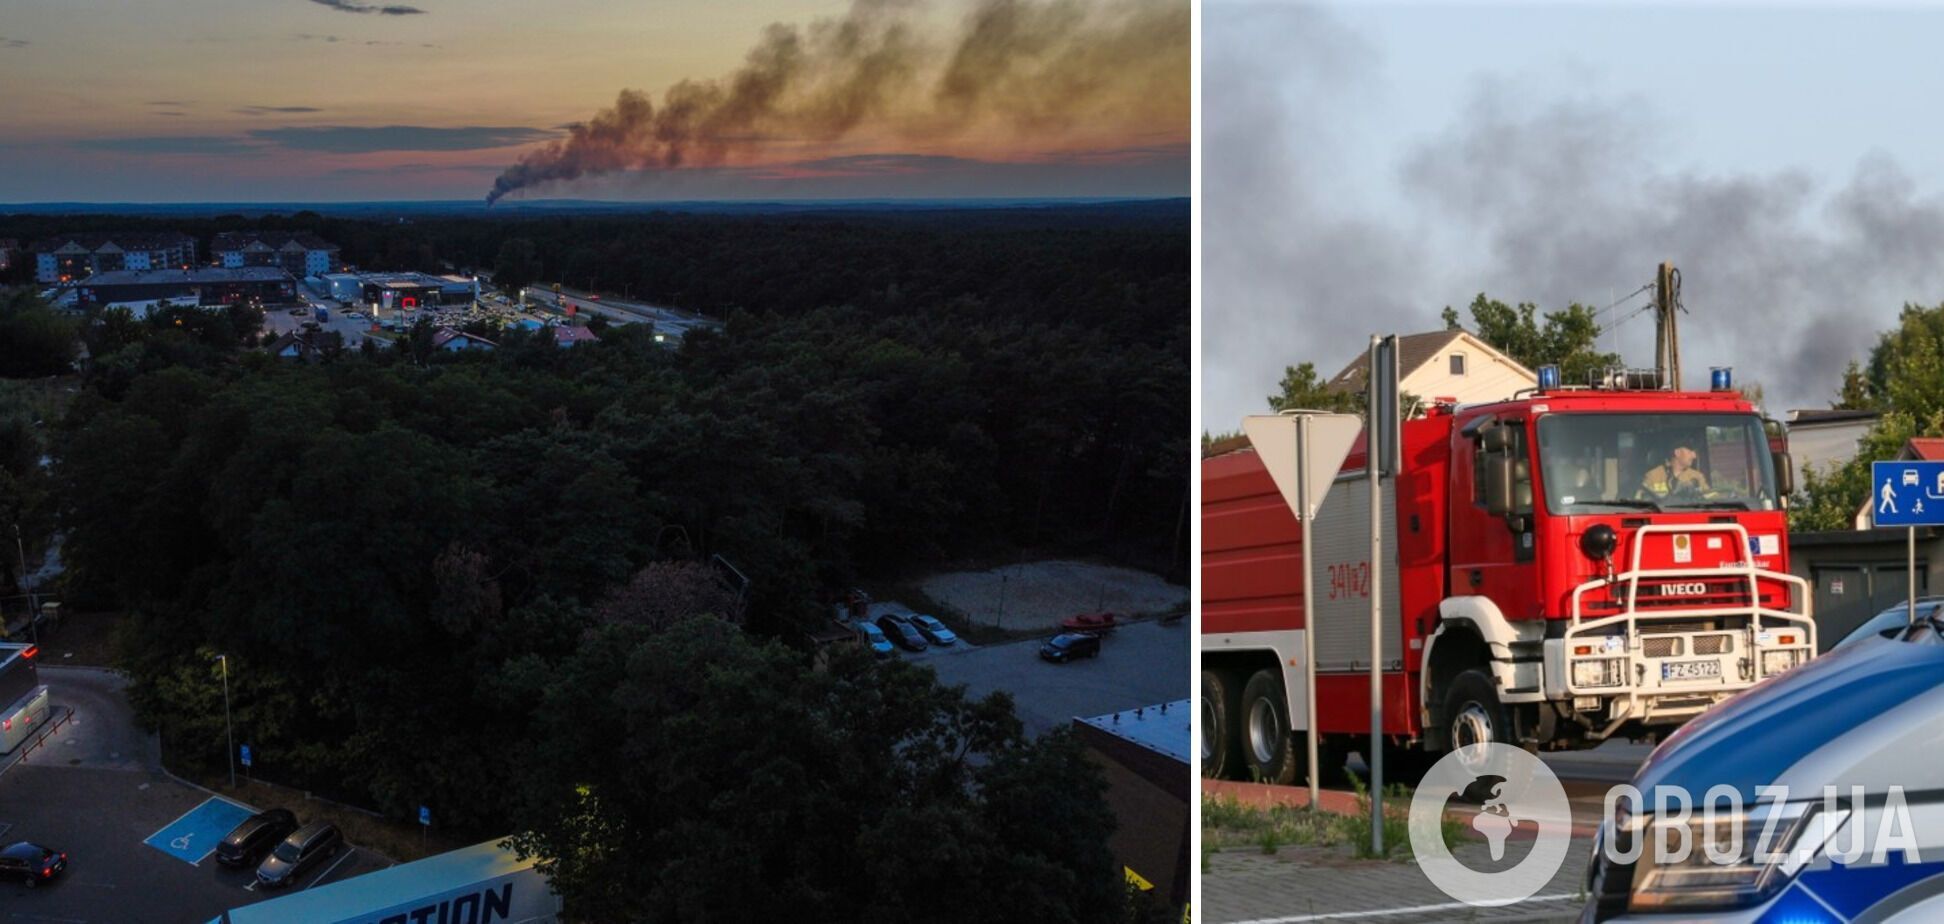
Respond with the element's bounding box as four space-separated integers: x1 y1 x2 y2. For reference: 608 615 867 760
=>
200 776 471 864
1203 784 1471 863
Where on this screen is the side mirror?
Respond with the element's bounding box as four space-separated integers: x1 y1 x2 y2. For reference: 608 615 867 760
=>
1485 455 1516 516
1772 451 1794 497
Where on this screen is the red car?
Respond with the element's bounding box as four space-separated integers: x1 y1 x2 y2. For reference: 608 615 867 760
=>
1061 612 1119 633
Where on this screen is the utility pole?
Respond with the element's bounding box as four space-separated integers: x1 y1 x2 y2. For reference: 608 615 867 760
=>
1654 262 1682 390
215 654 235 789
12 524 37 647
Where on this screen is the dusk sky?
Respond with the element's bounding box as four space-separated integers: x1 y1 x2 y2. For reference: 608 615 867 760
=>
0 0 1188 203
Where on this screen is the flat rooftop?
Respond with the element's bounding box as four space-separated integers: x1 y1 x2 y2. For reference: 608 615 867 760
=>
81 267 291 285
1077 699 1189 764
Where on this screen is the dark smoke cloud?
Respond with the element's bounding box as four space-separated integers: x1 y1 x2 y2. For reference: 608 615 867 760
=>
1204 4 1944 430
486 0 1188 203
308 0 425 14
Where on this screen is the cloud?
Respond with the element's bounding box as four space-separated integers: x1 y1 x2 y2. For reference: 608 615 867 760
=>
1203 3 1944 426
71 136 264 156
155 112 187 118
235 106 324 116
247 125 556 153
145 100 192 107
307 0 426 14
294 33 341 43
0 37 28 49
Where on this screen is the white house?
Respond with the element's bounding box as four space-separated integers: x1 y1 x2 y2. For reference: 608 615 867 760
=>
431 329 497 352
1327 329 1537 410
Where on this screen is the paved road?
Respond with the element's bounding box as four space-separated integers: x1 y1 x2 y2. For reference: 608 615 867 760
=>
0 668 386 922
923 619 1190 736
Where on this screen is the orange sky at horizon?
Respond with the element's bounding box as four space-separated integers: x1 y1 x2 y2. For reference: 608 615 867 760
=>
0 0 1187 202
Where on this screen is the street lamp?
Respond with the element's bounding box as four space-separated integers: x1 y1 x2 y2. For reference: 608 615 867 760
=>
213 653 235 788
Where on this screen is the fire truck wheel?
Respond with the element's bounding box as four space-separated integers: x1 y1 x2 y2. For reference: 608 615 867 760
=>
1241 669 1301 786
1202 669 1240 779
1443 670 1508 799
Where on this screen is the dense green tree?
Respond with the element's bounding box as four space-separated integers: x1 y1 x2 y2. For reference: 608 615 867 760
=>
0 289 77 378
1442 294 1620 384
1790 303 1944 531
493 237 542 293
1267 361 1358 413
504 617 1123 923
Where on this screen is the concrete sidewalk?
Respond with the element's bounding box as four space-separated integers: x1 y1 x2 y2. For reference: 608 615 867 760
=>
1204 840 1591 924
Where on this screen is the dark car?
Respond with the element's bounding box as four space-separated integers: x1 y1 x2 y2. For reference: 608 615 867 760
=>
1040 632 1101 662
876 614 928 652
215 808 298 868
255 820 342 889
0 842 66 888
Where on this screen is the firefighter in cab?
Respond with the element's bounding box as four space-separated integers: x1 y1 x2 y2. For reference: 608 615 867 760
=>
1638 441 1710 499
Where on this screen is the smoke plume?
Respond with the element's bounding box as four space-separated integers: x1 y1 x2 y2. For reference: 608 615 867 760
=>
1205 3 1944 429
486 0 1188 203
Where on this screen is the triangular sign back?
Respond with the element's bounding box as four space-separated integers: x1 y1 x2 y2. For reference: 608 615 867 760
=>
1242 413 1363 521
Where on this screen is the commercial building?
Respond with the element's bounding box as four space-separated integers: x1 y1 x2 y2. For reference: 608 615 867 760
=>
324 271 475 309
212 838 561 924
31 231 197 283
211 231 341 278
73 267 296 310
1072 700 1189 915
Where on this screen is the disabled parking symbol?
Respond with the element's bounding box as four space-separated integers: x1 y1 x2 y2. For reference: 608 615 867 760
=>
144 797 253 866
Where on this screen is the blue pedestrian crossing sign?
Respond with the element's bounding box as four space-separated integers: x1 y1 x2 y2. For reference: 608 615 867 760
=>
1871 461 1944 527
419 805 431 827
239 744 251 768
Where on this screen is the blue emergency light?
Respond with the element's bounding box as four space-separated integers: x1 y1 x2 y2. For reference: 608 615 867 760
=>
1537 364 1561 390
1711 367 1732 391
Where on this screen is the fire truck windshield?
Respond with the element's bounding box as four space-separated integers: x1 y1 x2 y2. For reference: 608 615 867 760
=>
1535 413 1779 514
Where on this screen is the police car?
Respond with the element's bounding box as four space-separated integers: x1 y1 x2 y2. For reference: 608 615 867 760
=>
1582 614 1944 922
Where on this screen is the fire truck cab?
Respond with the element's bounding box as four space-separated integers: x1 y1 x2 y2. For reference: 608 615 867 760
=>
1202 385 1814 784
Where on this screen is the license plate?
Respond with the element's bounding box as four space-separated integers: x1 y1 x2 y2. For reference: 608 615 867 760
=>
1662 659 1722 681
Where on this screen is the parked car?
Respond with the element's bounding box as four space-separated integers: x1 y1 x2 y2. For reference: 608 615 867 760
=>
876 614 928 652
289 306 308 316
215 808 299 868
907 613 958 646
0 842 66 888
858 622 895 659
1061 612 1119 634
1832 596 1944 651
255 820 342 889
1040 632 1101 662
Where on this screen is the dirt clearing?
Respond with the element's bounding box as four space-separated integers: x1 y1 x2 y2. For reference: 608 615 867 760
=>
920 560 1186 633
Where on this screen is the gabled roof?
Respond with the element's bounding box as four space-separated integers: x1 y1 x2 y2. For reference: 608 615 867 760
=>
553 325 600 345
30 231 193 254
211 231 339 253
1906 438 1944 461
1328 329 1533 393
431 328 497 349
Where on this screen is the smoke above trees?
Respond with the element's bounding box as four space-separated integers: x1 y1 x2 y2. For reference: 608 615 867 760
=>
487 0 1188 203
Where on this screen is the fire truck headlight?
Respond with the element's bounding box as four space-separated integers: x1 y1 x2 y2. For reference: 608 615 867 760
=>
1573 659 1625 688
1761 649 1804 677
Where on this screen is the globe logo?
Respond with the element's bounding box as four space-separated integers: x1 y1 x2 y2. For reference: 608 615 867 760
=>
1408 744 1573 906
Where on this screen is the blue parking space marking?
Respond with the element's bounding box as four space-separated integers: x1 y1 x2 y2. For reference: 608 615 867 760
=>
143 796 254 866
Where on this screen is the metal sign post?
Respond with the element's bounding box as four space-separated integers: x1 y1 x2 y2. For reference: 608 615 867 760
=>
1242 412 1359 810
1869 460 1944 625
1366 334 1399 855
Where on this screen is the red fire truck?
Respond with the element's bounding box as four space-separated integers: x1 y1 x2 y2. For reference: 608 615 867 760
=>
1201 384 1814 784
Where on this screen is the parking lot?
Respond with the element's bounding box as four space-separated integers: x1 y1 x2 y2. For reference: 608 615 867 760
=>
0 668 389 923
923 618 1190 736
